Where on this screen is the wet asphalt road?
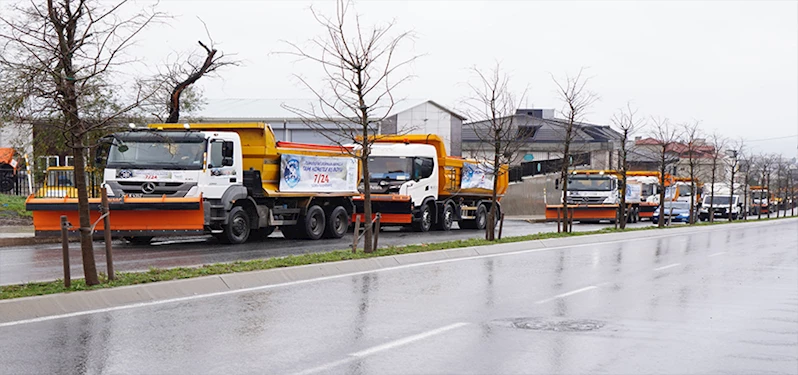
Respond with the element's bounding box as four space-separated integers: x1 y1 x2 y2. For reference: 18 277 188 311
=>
1 218 796 374
0 219 656 285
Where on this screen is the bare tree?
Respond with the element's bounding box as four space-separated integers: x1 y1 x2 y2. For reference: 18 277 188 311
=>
462 63 530 240
136 22 238 124
706 132 728 222
774 156 785 218
0 0 162 285
726 139 743 222
610 103 642 229
681 121 702 224
552 68 597 232
755 154 775 219
280 0 416 253
649 117 680 228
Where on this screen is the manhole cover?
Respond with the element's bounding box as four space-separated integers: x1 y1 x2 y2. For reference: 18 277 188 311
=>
508 318 605 332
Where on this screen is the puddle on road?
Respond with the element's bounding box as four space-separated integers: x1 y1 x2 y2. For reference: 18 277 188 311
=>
494 317 606 332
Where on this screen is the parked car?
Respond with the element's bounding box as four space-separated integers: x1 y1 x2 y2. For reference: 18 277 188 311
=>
653 201 694 223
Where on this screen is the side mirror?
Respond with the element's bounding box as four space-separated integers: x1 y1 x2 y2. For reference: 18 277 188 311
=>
222 157 233 167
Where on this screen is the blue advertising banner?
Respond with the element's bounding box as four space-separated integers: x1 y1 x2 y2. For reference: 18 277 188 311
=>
461 162 495 190
279 154 358 193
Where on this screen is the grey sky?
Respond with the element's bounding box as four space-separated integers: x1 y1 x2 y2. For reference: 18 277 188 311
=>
76 1 798 157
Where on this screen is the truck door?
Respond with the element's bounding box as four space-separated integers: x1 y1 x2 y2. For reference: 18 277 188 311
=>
407 156 437 206
201 138 241 199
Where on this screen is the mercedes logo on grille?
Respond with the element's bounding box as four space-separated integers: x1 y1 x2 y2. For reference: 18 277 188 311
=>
141 182 157 194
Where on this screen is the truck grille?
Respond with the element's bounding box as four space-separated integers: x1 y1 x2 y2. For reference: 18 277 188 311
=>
567 196 606 204
107 181 196 197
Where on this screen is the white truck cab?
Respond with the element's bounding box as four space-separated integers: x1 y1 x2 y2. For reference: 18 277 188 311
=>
565 173 619 204
366 143 438 208
103 130 243 200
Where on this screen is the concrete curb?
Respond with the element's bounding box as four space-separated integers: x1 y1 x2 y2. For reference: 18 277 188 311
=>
0 236 64 248
1 219 792 325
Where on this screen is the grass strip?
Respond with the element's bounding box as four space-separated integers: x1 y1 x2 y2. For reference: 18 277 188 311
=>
0 194 31 218
2 214 795 300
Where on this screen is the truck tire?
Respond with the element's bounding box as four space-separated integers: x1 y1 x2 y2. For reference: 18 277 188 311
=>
323 206 349 239
412 203 433 232
249 226 276 241
0 178 13 193
460 205 488 230
299 205 326 240
434 203 454 231
219 206 250 244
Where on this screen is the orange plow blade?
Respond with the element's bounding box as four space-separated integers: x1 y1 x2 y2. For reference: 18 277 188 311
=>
545 204 620 221
26 195 205 237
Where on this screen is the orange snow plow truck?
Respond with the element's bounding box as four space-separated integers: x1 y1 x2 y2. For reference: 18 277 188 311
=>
544 170 675 223
26 123 363 244
355 134 509 231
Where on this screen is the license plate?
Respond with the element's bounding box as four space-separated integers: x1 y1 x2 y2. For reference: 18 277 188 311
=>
128 193 142 198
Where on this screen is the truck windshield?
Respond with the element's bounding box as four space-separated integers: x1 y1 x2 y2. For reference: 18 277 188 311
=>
567 176 614 191
107 141 206 170
369 157 412 181
704 196 734 205
752 191 768 199
678 185 693 196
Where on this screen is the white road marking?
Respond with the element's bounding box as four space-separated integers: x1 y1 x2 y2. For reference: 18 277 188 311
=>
291 322 469 375
653 263 681 271
0 222 785 328
291 358 355 375
535 285 598 304
350 322 468 357
708 252 726 257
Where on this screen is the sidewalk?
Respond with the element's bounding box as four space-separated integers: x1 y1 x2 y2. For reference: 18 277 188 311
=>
504 215 547 223
0 225 62 247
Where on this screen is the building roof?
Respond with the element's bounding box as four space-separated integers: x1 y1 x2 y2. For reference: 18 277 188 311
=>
389 99 467 120
462 112 620 144
635 138 717 159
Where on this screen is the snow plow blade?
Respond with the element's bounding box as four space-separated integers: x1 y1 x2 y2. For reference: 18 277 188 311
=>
352 194 414 224
26 195 205 237
545 204 620 222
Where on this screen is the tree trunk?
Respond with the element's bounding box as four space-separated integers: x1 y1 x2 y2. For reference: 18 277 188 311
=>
709 161 717 222
486 142 500 241
71 136 100 285
619 133 628 230
766 171 771 219
729 169 735 222
658 150 666 228
560 128 572 232
361 138 373 253
689 162 696 225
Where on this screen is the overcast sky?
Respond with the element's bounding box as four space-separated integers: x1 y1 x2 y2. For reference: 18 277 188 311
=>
18 0 798 157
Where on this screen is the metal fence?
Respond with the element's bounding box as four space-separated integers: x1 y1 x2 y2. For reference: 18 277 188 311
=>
0 169 103 198
509 153 591 182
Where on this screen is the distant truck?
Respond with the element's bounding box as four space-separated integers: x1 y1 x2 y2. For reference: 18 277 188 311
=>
0 147 19 193
27 123 362 244
358 135 509 231
750 186 772 215
698 183 745 220
544 170 684 223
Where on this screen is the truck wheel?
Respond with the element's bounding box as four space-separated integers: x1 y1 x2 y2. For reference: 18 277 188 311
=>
323 206 349 239
412 203 433 232
249 226 276 241
221 206 250 244
301 205 326 240
435 204 454 231
0 178 14 193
